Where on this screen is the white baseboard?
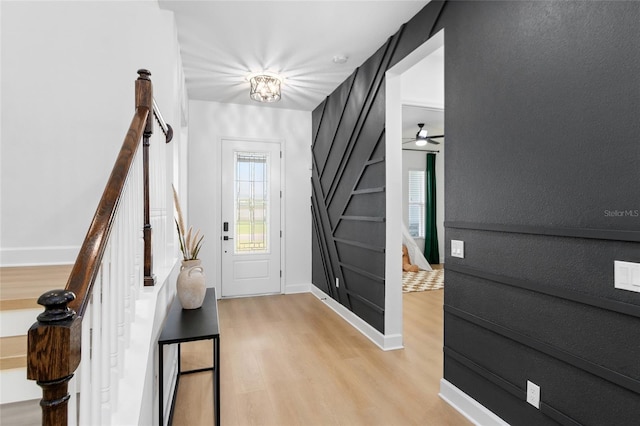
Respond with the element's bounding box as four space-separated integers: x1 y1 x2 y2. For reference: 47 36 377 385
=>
0 246 79 266
310 285 403 351
439 379 510 426
285 283 311 294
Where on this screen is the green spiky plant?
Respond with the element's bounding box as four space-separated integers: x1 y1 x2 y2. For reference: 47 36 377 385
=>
172 185 204 261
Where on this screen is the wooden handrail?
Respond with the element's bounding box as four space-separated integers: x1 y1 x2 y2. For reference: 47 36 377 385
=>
69 70 151 313
27 69 161 425
153 98 173 143
69 107 150 311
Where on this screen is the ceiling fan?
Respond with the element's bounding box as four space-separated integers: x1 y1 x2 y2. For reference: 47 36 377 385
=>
402 123 444 146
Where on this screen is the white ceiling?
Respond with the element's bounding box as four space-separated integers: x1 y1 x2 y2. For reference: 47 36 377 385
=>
159 1 430 111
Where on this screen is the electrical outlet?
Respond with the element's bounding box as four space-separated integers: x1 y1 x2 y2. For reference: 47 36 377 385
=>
336 277 340 288
527 380 540 409
451 240 465 258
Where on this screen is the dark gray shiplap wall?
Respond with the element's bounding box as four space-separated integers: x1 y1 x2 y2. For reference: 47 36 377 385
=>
441 1 640 424
312 0 640 424
311 1 444 334
311 42 391 333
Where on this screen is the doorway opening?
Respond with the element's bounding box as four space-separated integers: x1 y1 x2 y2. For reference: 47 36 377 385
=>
385 29 445 345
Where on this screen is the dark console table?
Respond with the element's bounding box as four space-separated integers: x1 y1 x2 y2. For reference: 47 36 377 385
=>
158 287 220 426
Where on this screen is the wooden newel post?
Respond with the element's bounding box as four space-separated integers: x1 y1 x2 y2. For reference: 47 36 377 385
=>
27 290 81 426
137 69 156 286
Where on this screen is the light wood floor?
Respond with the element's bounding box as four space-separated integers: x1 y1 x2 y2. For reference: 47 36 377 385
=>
173 290 471 426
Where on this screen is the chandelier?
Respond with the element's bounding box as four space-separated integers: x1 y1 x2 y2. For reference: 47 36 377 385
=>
249 74 281 103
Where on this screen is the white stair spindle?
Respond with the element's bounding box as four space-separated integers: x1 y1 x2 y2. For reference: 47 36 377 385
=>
110 219 120 411
67 367 78 426
79 298 92 425
124 171 134 347
101 245 112 424
91 265 103 426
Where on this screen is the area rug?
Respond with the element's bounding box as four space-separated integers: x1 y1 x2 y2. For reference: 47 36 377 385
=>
402 269 444 293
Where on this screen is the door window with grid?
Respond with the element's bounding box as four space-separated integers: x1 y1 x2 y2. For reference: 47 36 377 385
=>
234 152 270 254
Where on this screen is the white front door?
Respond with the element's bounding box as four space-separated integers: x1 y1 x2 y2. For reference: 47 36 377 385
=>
221 140 281 297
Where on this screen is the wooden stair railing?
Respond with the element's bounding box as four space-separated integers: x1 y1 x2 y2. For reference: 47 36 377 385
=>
26 69 172 426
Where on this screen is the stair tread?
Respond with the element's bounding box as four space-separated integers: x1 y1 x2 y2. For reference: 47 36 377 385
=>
0 265 73 310
0 335 27 370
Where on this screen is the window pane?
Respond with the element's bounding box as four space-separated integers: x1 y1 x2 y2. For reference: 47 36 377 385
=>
408 170 425 238
234 152 269 253
408 170 425 203
408 205 421 237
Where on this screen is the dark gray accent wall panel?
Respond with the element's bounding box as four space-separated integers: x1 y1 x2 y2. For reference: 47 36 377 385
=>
443 0 640 231
438 1 640 425
446 314 640 426
445 229 640 308
311 0 445 334
311 38 392 331
313 1 639 423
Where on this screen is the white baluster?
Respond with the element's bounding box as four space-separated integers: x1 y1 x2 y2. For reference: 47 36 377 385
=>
110 218 120 413
133 149 143 312
101 243 112 424
119 192 126 376
91 264 102 426
79 297 92 425
124 170 134 348
68 366 78 426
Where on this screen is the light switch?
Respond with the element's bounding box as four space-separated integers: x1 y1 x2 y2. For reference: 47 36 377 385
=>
614 261 640 293
451 240 464 259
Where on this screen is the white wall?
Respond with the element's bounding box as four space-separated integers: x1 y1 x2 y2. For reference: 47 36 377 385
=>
188 101 312 295
401 46 445 263
401 46 445 109
0 0 186 267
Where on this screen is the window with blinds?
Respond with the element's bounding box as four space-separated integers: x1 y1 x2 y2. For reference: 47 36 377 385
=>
408 170 425 238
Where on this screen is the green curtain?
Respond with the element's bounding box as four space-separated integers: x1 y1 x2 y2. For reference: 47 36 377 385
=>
424 153 439 264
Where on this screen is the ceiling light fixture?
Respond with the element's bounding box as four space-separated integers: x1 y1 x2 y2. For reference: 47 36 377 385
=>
415 123 428 146
249 74 281 103
402 123 444 147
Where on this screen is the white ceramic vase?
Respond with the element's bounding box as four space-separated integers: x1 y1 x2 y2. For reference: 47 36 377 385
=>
177 259 206 309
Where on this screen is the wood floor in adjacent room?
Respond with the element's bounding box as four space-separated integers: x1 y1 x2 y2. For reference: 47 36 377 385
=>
173 289 471 426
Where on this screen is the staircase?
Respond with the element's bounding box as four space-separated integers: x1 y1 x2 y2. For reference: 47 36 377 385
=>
0 265 73 423
1 70 180 426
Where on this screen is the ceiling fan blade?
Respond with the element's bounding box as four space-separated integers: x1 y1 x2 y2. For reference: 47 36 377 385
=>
427 138 440 145
402 140 418 144
428 135 445 139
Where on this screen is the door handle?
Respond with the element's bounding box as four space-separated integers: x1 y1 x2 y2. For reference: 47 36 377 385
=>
223 236 234 241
